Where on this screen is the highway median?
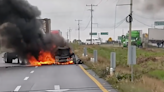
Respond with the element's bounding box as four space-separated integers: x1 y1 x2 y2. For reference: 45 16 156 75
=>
72 43 164 92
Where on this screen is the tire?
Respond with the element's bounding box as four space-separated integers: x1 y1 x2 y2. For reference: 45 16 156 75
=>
20 59 27 65
17 57 20 64
4 53 12 63
71 54 77 64
7 58 12 63
73 57 76 64
4 53 7 63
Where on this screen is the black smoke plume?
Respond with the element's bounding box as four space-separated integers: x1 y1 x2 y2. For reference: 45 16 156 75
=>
0 0 67 60
138 0 164 13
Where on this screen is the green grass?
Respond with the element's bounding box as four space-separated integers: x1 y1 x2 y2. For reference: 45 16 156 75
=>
148 70 164 81
87 46 164 66
72 44 164 92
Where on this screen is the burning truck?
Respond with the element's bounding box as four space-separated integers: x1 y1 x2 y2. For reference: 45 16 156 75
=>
2 18 82 66
0 0 83 66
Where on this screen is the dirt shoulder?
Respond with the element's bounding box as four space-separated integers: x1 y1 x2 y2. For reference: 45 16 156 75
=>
72 44 164 92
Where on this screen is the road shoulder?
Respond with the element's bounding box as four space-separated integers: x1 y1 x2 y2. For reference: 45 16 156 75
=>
79 64 117 92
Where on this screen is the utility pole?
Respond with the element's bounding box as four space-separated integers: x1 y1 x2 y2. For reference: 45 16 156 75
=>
75 20 82 40
68 28 71 43
128 0 133 48
66 31 68 42
116 0 133 82
86 4 98 44
129 0 133 82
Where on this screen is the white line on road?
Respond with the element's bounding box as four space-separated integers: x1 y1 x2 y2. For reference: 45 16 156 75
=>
30 70 34 73
24 77 29 80
46 85 69 92
14 86 21 91
54 85 60 90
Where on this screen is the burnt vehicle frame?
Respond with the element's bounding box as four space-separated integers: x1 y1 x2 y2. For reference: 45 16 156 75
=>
3 46 83 65
54 46 83 64
3 52 27 64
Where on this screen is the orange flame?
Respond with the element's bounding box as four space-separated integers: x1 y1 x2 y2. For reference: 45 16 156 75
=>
28 50 55 66
28 45 74 66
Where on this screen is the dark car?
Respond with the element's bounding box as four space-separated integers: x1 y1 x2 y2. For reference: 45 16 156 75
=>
3 52 28 65
3 52 18 63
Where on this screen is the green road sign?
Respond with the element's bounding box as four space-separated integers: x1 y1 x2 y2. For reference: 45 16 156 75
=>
89 32 97 35
154 21 164 26
101 32 108 35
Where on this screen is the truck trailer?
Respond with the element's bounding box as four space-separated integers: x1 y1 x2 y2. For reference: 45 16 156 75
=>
148 28 164 47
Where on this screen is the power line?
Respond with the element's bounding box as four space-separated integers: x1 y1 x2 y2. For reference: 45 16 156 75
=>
133 12 153 20
81 17 125 30
115 19 125 28
81 20 91 31
133 17 153 27
96 0 103 5
86 4 98 44
75 20 82 40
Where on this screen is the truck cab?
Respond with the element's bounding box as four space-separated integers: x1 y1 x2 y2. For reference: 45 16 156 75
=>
121 31 143 47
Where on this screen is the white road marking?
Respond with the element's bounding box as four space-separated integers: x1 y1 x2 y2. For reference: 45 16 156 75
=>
46 85 69 92
14 86 21 91
30 70 34 73
35 66 38 68
24 77 29 80
54 85 60 90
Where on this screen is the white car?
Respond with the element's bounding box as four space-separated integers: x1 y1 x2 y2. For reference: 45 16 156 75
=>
85 38 101 45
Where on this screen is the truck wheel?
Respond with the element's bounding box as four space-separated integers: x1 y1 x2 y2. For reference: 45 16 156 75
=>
73 58 76 64
4 53 7 63
7 58 12 63
4 53 12 63
71 54 76 64
17 57 20 64
20 59 26 65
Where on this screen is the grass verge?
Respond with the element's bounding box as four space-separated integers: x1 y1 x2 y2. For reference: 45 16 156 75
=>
72 44 164 92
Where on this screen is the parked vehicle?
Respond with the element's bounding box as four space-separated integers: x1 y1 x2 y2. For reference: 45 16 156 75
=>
85 38 101 45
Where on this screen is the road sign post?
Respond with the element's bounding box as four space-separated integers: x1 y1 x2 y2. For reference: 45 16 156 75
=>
110 52 116 76
128 46 136 82
83 47 87 57
93 50 98 62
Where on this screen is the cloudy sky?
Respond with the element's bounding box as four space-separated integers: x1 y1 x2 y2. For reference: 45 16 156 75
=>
27 0 164 42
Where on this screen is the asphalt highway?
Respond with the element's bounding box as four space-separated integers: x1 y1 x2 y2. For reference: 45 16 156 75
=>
0 64 117 92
